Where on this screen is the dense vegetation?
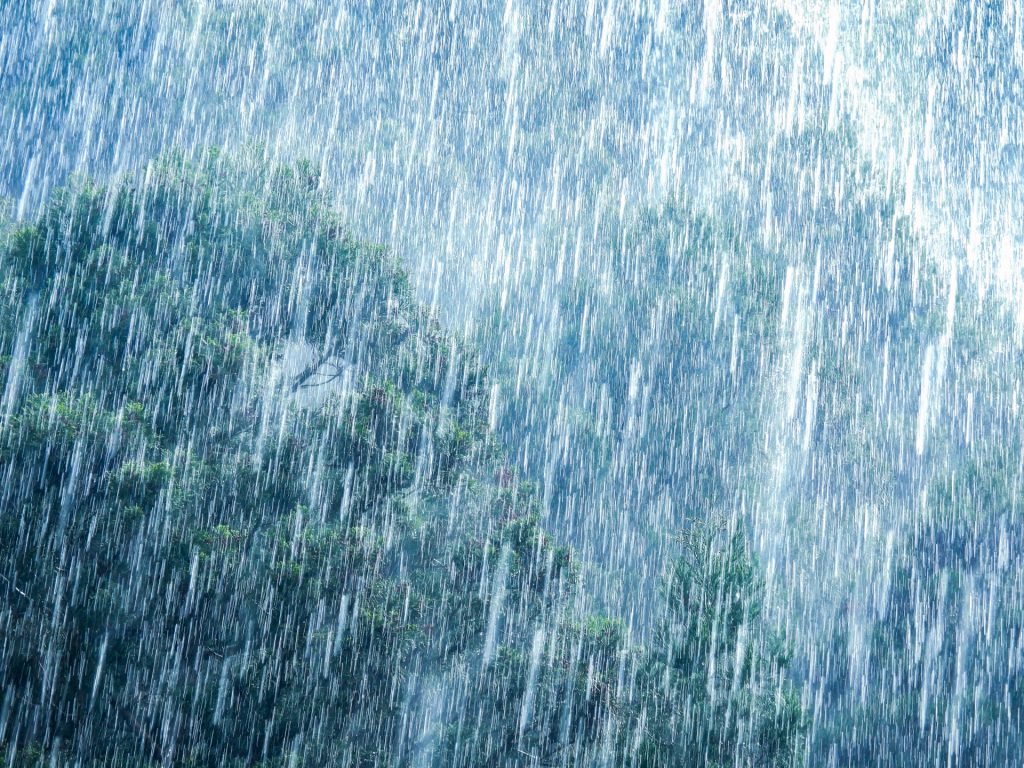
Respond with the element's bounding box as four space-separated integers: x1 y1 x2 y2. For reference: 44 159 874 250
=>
0 151 803 766
478 113 1024 765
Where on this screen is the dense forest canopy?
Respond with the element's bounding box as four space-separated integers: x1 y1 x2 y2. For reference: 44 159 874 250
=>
0 151 804 766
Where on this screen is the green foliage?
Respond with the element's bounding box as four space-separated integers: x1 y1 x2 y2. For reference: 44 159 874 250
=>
616 521 805 768
441 520 804 767
0 149 803 767
0 151 564 766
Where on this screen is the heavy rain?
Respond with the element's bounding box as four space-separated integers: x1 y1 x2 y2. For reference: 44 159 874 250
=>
1 1 1022 766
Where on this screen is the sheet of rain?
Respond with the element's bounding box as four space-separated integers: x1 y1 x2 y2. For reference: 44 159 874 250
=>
1 1 1022 766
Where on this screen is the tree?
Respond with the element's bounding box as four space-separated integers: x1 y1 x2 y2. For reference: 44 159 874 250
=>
0 148 804 767
0 149 572 766
440 520 805 768
616 521 804 767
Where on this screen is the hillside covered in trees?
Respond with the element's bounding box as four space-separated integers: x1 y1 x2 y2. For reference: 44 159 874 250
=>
0 151 804 767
